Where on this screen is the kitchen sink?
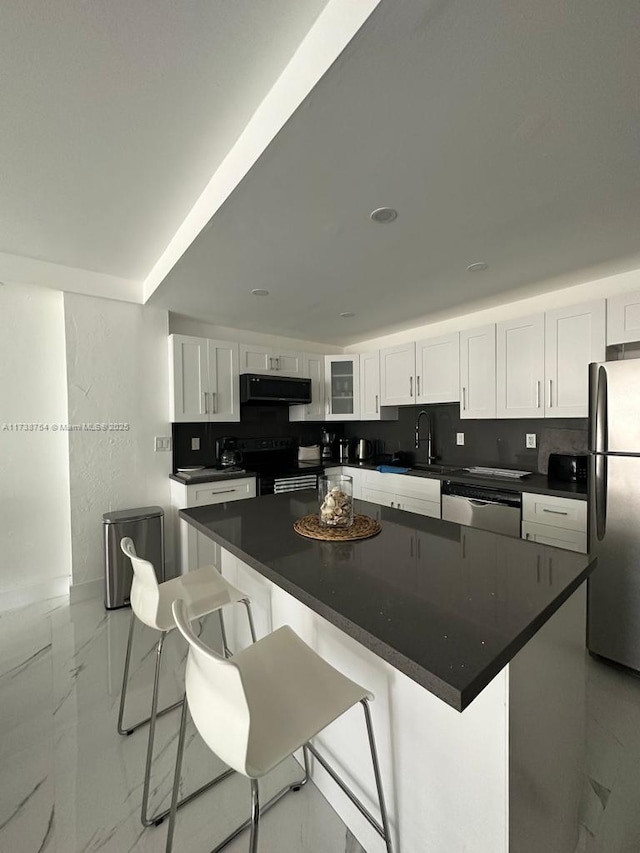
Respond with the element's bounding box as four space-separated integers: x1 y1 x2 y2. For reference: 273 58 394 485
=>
411 463 465 475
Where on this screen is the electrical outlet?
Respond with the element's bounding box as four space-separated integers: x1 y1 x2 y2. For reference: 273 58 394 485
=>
191 437 200 451
154 436 172 451
526 433 537 449
456 432 465 446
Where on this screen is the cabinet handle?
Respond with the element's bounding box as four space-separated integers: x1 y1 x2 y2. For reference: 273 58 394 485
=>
417 537 421 559
548 379 553 408
211 391 217 414
536 380 541 409
375 394 379 414
276 356 281 370
202 392 208 414
409 376 413 397
417 375 421 397
462 386 466 410
536 554 541 582
526 532 530 540
211 488 236 496
542 508 568 516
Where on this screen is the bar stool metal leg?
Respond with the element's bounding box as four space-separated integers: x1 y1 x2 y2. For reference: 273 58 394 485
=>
361 698 394 853
249 779 260 853
117 611 182 737
242 599 257 643
141 631 167 826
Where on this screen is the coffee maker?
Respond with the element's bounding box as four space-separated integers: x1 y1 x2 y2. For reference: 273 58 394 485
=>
216 437 242 468
320 428 334 460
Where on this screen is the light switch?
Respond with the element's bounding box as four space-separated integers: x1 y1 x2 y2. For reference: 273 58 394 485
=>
191 437 200 451
456 433 465 446
154 436 172 451
526 433 537 449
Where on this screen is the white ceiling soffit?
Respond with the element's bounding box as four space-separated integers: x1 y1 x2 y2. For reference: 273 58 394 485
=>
0 0 344 291
148 0 640 345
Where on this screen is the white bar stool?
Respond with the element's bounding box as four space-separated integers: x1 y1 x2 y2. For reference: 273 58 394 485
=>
166 598 394 853
118 537 257 828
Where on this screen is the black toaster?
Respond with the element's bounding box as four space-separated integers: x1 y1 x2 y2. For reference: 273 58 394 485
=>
547 453 588 483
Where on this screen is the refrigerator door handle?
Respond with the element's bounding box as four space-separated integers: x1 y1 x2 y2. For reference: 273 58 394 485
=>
595 453 607 540
592 364 608 454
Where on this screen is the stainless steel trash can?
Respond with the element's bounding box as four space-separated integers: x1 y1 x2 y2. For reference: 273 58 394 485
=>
103 506 165 609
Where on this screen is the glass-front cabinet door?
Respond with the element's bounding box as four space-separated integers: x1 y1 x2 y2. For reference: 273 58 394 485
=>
325 356 360 421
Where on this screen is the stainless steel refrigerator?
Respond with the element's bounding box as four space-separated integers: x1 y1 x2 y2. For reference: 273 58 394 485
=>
587 359 640 669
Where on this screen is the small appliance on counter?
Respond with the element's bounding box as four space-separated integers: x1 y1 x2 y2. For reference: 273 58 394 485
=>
338 437 350 462
353 438 373 461
547 453 588 483
216 436 242 468
298 444 321 462
321 428 335 460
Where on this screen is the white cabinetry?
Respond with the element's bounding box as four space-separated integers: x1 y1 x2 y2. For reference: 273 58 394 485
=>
415 333 460 404
544 300 605 418
359 351 398 421
360 470 441 518
607 290 640 345
239 343 303 377
496 314 545 419
169 334 240 423
459 325 497 419
289 353 326 422
325 355 360 420
380 343 416 406
522 493 587 553
170 476 257 574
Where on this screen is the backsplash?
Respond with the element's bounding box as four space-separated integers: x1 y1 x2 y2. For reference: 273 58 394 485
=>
172 405 344 468
173 403 587 473
343 405 588 473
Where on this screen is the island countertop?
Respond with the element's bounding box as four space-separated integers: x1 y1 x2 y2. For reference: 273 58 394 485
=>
180 492 596 711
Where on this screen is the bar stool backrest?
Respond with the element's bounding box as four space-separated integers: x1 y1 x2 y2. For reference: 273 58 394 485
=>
172 599 251 776
120 537 161 629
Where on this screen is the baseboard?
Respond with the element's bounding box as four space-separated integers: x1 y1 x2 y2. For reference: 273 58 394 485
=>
69 577 103 604
0 575 70 613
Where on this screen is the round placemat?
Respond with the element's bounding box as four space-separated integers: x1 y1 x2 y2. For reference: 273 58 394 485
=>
294 513 381 541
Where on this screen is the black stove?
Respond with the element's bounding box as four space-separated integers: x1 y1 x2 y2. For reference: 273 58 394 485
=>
231 437 323 496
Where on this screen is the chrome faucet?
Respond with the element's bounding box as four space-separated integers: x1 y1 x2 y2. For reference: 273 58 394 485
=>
415 409 437 463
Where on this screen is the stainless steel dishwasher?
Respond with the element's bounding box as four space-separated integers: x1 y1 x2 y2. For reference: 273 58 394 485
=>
441 481 522 537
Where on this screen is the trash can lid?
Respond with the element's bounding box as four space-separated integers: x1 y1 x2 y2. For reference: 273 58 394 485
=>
103 506 164 523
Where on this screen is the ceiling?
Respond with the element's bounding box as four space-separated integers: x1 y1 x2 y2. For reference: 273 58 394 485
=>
2 0 639 344
148 0 640 344
0 0 329 279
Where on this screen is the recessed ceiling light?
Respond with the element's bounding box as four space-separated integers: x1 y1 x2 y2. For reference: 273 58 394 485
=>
370 207 398 224
340 312 355 318
250 288 270 296
466 262 488 272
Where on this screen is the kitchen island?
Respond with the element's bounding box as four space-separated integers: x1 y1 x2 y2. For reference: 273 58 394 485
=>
180 492 596 853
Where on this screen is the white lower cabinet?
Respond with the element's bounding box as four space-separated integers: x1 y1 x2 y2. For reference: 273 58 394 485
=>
521 492 587 553
170 476 257 574
359 470 441 519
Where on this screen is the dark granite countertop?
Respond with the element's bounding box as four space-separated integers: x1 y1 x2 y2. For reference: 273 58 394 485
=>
171 459 587 500
329 459 588 501
180 492 596 712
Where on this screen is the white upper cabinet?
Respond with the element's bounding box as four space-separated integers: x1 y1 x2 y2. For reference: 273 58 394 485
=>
544 300 606 418
358 351 398 421
326 355 360 421
459 325 496 419
170 335 210 422
289 353 326 422
415 333 460 404
496 314 545 419
170 334 240 423
239 343 303 376
380 343 416 406
607 290 640 345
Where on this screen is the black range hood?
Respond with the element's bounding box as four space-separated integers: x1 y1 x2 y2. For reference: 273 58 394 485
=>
240 373 312 405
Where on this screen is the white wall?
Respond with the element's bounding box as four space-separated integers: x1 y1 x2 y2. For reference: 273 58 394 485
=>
0 283 71 609
168 314 335 353
64 294 171 592
345 267 640 351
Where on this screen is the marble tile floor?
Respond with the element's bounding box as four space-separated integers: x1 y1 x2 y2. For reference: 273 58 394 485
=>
0 594 367 853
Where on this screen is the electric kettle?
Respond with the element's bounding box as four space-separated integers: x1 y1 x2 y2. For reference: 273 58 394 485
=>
354 439 373 461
